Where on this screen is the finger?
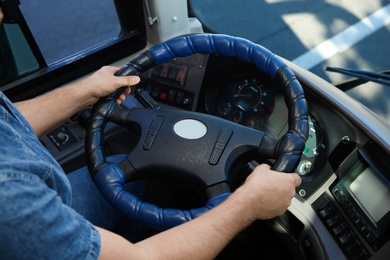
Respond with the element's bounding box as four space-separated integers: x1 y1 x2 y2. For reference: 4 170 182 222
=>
258 163 271 171
103 66 140 87
291 173 302 187
116 94 125 105
123 86 131 95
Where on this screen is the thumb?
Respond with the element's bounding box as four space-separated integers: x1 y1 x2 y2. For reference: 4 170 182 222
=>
291 173 302 187
130 76 141 85
121 75 140 87
115 75 140 89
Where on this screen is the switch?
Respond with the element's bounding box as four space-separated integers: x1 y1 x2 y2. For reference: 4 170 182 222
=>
47 125 77 151
56 132 69 142
176 68 186 84
319 204 334 218
159 64 169 78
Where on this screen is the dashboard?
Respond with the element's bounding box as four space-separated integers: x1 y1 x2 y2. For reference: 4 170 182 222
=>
135 53 390 259
39 53 390 259
137 54 330 198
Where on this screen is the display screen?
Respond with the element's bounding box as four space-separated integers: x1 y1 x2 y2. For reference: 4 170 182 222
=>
349 166 390 222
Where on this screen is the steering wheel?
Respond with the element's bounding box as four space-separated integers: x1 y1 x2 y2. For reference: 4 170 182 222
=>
86 34 308 231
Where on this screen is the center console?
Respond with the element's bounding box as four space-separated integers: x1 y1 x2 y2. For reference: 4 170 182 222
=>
313 142 390 259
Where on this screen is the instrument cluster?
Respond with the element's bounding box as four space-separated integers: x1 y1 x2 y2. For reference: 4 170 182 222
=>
204 72 289 140
215 76 276 133
204 72 327 181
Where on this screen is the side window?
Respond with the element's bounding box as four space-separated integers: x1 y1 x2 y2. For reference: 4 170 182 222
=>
19 0 121 65
0 23 39 86
1 0 146 98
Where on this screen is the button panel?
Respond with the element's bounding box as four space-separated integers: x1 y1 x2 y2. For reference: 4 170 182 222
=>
313 193 371 259
333 188 377 244
137 83 194 110
150 63 188 87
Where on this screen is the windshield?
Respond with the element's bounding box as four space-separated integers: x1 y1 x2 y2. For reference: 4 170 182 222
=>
346 80 390 124
188 1 390 124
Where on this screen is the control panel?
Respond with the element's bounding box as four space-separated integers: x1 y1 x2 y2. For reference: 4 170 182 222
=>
332 187 378 244
39 110 90 173
137 53 207 111
313 193 371 259
137 80 194 110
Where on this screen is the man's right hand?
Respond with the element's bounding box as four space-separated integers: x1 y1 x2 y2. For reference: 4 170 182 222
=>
239 164 301 220
97 163 301 260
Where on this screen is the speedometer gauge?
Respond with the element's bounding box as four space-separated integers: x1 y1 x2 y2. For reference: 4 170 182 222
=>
234 81 263 111
218 101 243 123
216 76 275 130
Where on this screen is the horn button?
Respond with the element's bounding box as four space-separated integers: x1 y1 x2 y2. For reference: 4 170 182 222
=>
173 119 207 139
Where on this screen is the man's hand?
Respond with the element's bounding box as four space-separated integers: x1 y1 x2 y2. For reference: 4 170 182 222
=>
238 164 301 220
78 66 140 106
98 163 301 260
14 65 140 136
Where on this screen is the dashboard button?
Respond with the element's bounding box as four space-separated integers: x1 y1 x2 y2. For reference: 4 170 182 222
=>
333 222 347 236
159 92 167 100
143 134 155 150
209 148 223 165
143 116 165 150
339 231 354 244
345 240 359 255
209 129 233 165
326 215 340 227
319 204 334 218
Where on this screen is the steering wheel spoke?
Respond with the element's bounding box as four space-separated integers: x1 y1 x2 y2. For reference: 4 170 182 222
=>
258 135 280 159
119 108 264 187
110 105 132 126
205 181 231 199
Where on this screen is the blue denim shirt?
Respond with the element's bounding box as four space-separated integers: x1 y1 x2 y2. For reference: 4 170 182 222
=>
0 92 100 259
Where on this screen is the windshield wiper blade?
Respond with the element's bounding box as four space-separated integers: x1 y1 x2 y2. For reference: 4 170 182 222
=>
326 66 390 87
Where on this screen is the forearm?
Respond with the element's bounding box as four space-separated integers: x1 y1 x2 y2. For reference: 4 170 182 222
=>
98 187 256 260
137 188 254 259
98 164 300 259
13 66 139 136
14 83 93 136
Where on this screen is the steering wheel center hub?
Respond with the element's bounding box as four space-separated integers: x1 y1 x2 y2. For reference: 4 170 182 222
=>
174 119 208 139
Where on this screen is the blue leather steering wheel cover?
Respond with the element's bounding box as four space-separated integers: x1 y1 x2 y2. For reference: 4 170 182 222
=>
148 34 284 79
94 163 230 230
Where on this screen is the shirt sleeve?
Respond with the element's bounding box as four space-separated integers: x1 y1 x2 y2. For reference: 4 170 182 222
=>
0 171 101 260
